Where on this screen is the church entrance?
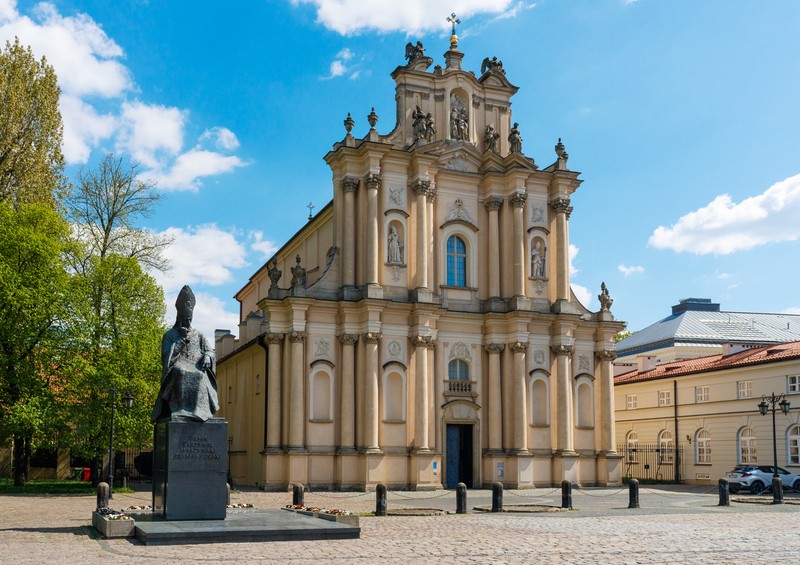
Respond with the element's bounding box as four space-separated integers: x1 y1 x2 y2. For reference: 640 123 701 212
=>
445 424 474 489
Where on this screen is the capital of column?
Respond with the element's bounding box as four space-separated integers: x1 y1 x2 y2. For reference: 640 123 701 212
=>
426 186 436 202
509 192 528 208
595 350 617 362
288 331 307 344
342 176 360 194
425 338 437 350
412 179 431 196
485 343 505 355
484 196 504 212
266 332 284 345
362 332 382 344
549 197 571 215
365 172 381 191
566 206 574 220
509 341 528 353
339 333 359 346
550 344 574 356
410 335 428 348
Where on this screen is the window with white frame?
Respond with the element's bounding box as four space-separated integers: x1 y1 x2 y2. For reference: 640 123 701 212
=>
446 235 467 287
448 358 470 381
658 430 673 464
695 386 710 403
658 390 672 406
738 427 757 464
737 380 752 399
696 429 711 464
788 375 800 394
626 430 639 463
788 425 800 465
626 394 637 409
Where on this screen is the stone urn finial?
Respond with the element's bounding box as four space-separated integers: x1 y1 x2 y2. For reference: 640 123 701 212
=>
367 107 379 130
555 137 565 158
344 112 355 134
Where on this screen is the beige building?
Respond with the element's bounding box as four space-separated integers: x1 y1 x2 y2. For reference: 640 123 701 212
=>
216 36 624 491
614 341 800 485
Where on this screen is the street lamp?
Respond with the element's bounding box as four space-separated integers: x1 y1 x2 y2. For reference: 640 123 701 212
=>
758 392 791 504
107 388 134 499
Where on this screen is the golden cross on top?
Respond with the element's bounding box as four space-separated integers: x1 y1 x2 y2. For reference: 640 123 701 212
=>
447 12 461 36
307 201 314 220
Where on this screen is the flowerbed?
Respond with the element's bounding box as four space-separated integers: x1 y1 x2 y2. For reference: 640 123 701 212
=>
92 508 136 539
283 504 359 526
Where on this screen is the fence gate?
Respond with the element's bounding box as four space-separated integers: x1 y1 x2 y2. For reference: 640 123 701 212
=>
617 443 685 483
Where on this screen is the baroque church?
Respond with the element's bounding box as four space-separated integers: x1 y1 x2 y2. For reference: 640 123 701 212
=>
215 33 625 490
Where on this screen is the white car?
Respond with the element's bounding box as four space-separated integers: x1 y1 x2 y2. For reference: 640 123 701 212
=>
727 465 800 495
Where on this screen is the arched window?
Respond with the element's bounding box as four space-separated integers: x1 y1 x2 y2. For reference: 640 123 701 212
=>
448 359 469 381
696 429 711 464
626 431 638 463
738 427 757 464
446 236 467 287
529 373 549 426
788 425 800 465
658 430 673 464
575 377 593 428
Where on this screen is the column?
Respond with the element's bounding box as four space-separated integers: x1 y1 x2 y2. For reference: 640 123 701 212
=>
413 180 430 289
266 333 283 450
363 332 381 452
288 331 306 450
339 334 359 451
341 177 359 287
552 345 575 453
597 350 617 453
550 198 571 302
427 338 438 450
365 173 381 285
510 192 527 297
426 186 436 289
509 341 528 453
485 344 505 451
484 197 503 298
412 336 429 451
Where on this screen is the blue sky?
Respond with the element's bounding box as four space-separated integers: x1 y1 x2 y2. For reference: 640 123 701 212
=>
2 0 799 340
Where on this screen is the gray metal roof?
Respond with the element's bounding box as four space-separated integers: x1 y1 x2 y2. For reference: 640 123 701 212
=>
618 307 800 356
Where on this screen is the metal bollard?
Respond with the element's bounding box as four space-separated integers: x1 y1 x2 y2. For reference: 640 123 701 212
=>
292 483 304 506
561 480 573 509
772 476 784 505
375 483 387 516
492 481 503 513
96 482 109 510
718 478 730 506
628 479 640 509
456 482 467 514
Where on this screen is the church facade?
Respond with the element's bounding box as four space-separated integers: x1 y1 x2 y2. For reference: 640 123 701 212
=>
215 36 624 490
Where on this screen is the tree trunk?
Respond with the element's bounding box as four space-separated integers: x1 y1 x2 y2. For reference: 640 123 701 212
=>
12 435 30 486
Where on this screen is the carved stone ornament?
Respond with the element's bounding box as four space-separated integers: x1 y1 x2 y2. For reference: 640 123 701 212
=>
267 332 284 345
598 282 613 312
532 278 547 296
509 341 529 354
339 333 359 346
387 225 403 264
549 197 571 215
412 179 431 196
596 350 617 362
445 198 473 223
530 206 545 223
449 342 472 361
315 338 331 359
484 196 503 212
445 155 470 172
481 56 505 75
390 265 404 282
550 344 574 356
510 192 528 209
449 93 469 142
387 340 403 359
533 349 545 365
268 261 282 289
290 255 305 287
388 186 404 207
411 335 429 348
363 332 382 344
404 40 426 64
484 124 500 153
508 122 522 154
485 343 505 355
578 354 591 373
289 331 306 344
530 240 546 278
342 176 360 194
365 172 381 191
426 339 437 351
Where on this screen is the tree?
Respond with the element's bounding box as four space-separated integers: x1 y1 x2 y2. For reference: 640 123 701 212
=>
0 37 67 208
0 202 72 485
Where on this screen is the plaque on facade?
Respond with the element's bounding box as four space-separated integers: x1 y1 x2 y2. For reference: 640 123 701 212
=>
315 338 331 359
533 349 545 365
387 340 403 360
578 354 591 373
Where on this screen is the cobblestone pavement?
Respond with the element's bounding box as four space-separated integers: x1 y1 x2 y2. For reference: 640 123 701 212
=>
2 485 799 564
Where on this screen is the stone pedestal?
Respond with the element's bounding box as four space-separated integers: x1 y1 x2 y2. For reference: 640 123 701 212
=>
153 418 228 520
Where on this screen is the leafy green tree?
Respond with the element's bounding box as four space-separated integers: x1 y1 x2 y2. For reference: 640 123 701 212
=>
0 37 67 208
0 202 72 485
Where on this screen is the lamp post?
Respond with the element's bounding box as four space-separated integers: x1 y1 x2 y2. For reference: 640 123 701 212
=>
758 392 791 504
107 388 134 499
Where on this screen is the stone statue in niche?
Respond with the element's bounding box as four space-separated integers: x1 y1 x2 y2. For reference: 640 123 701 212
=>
405 41 426 64
151 285 219 423
450 93 469 141
481 56 505 75
387 225 403 264
484 124 500 152
531 240 546 278
290 255 306 287
509 122 522 154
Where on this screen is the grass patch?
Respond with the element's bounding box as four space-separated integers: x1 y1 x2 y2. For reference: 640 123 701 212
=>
0 479 134 495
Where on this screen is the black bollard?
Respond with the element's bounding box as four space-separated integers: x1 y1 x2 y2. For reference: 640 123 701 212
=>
718 478 730 506
772 476 784 505
492 481 503 513
561 480 573 509
375 483 387 516
456 482 467 514
292 483 304 506
628 478 640 509
96 482 109 510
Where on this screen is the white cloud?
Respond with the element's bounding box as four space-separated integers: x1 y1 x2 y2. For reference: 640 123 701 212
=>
200 127 240 151
147 149 245 191
717 272 732 280
571 283 592 308
649 173 800 255
568 243 580 276
783 307 800 315
329 59 347 77
118 101 186 167
490 1 536 21
162 290 239 345
59 95 116 163
618 264 645 276
325 47 360 79
249 231 280 258
293 0 514 35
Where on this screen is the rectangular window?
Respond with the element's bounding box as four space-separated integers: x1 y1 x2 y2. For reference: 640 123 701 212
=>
788 375 800 394
658 390 672 407
737 380 752 399
626 394 637 409
695 386 710 403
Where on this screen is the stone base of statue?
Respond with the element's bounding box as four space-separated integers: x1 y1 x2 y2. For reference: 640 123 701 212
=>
152 418 228 520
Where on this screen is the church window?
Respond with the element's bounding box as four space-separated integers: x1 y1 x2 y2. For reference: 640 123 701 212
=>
446 236 467 287
448 359 469 381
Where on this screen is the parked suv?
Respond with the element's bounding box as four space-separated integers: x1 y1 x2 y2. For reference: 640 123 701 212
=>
726 465 800 494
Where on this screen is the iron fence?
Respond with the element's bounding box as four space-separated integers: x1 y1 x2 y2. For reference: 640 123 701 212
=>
617 443 685 483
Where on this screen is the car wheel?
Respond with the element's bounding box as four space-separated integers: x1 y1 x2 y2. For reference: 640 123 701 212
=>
793 479 800 492
750 480 765 495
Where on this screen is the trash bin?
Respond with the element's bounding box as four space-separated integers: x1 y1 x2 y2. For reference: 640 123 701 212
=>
82 467 91 482
74 467 82 481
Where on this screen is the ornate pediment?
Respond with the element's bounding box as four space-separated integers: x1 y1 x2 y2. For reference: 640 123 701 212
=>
434 142 483 174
